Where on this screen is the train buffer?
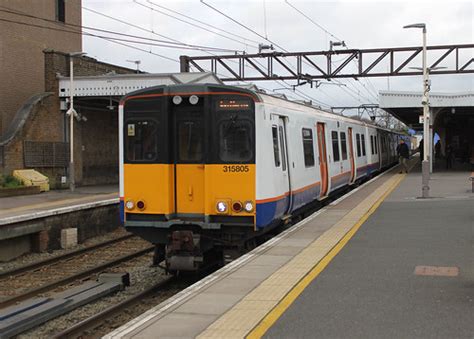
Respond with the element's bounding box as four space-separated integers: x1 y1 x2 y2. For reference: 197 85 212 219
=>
106 164 473 338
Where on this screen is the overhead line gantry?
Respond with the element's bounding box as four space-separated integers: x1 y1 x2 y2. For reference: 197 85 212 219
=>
180 44 474 81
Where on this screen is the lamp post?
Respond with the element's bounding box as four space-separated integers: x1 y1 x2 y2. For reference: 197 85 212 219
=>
403 23 430 198
67 52 86 192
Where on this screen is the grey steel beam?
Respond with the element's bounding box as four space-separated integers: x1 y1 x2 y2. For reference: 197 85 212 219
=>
181 44 474 81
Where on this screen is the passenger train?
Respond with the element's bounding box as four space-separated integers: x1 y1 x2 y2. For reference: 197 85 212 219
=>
119 84 409 272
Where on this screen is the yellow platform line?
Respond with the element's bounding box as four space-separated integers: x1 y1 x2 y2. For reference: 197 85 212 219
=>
0 193 117 215
196 172 405 339
247 174 405 339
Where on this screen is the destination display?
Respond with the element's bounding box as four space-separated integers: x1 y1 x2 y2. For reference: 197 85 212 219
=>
217 99 250 110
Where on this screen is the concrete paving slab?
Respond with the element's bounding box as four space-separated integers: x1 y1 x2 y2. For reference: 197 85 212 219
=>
245 254 293 266
127 313 217 339
206 277 263 295
261 245 304 257
174 292 243 316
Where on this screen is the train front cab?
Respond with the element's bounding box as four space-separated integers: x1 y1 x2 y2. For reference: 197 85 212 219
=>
119 85 258 271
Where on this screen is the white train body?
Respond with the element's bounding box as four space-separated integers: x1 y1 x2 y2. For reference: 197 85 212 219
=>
254 92 404 228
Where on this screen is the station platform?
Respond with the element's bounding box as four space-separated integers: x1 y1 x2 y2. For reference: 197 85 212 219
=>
0 185 118 226
107 164 473 339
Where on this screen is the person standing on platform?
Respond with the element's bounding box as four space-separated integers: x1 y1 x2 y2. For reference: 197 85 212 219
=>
397 139 410 173
435 140 442 159
446 144 454 169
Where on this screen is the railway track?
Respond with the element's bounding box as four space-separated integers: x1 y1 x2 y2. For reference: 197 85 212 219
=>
0 235 154 308
51 276 177 339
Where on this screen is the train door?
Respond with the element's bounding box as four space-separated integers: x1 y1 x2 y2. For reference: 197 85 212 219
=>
348 127 356 183
277 117 292 214
173 105 205 218
317 122 329 198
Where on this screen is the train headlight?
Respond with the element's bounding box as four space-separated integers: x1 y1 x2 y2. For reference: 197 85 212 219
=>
189 95 199 105
125 200 134 210
216 201 228 213
172 95 182 105
244 201 254 213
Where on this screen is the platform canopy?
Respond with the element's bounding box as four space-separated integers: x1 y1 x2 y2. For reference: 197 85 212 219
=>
379 91 474 130
58 72 223 98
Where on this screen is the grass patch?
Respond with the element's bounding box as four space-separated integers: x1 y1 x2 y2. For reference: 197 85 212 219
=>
0 175 23 188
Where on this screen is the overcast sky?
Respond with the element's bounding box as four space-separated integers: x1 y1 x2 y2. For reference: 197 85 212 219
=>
82 0 473 109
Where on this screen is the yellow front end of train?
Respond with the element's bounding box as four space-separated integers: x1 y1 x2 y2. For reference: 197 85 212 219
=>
120 84 258 272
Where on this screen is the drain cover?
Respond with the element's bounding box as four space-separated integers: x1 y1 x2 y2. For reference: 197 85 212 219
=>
414 266 459 277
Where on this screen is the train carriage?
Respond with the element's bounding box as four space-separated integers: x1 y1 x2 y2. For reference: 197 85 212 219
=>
119 84 408 272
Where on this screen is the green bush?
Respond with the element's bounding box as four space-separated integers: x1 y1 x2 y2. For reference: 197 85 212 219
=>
0 175 23 188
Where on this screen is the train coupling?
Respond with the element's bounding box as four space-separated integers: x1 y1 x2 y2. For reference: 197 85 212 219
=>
166 230 203 272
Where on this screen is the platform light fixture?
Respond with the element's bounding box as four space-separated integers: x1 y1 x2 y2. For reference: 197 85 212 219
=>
67 51 86 192
403 23 430 198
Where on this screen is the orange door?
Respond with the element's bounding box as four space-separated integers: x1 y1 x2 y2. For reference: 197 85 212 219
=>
348 127 356 183
317 123 329 197
173 107 205 218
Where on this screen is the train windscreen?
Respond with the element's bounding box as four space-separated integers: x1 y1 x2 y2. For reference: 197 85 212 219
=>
123 97 164 164
213 96 255 164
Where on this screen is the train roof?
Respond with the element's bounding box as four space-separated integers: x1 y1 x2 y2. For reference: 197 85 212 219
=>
250 88 404 135
120 83 405 135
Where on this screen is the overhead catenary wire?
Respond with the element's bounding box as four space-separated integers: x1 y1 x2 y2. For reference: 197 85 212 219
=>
145 0 261 46
134 0 259 50
284 0 380 104
200 1 376 105
86 3 260 79
200 0 288 52
284 0 343 43
0 7 238 53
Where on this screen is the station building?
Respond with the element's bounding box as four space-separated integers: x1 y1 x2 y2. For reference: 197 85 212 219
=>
0 0 138 187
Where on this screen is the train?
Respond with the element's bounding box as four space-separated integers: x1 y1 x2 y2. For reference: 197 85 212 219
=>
119 83 409 272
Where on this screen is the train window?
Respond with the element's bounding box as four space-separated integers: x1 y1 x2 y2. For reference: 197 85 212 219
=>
302 128 315 167
340 132 348 160
125 120 158 162
374 136 378 154
331 131 340 162
178 120 203 162
361 134 366 156
279 126 287 171
272 126 281 167
219 118 253 162
356 134 361 157
370 135 374 155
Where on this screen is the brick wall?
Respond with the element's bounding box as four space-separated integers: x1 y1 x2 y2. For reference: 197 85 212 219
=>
2 95 67 186
0 0 82 134
1 50 137 187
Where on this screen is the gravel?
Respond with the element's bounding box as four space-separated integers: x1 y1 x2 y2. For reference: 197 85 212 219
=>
0 228 129 273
